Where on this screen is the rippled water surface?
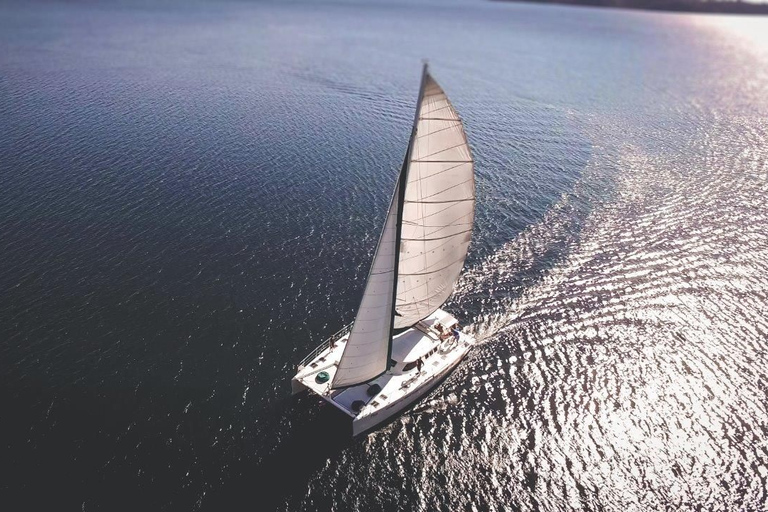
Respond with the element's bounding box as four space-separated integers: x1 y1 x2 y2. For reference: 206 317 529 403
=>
1 0 767 510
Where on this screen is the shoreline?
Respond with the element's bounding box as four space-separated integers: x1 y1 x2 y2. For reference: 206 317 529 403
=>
491 0 768 15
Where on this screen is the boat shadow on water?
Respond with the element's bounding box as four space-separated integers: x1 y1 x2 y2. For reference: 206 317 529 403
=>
206 393 355 510
207 361 466 511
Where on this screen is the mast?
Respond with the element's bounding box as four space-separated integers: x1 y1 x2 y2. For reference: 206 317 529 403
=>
387 62 429 367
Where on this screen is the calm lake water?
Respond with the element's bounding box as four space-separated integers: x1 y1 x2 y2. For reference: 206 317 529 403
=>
1 0 767 510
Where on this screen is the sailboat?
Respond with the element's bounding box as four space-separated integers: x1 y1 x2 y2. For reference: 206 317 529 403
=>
291 63 475 436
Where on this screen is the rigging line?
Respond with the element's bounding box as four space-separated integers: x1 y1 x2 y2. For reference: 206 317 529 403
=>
402 211 473 229
398 278 451 295
421 96 449 108
403 221 474 240
408 161 469 182
402 209 473 225
400 230 471 247
419 117 461 121
402 212 474 225
398 280 451 299
401 228 472 242
397 296 447 310
412 141 468 160
420 104 452 116
398 235 467 263
404 178 474 201
416 124 460 140
405 197 474 204
439 94 465 123
410 160 472 163
399 255 468 276
403 203 473 217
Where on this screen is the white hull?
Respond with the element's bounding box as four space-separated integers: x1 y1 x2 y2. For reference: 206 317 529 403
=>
350 340 469 436
292 309 473 436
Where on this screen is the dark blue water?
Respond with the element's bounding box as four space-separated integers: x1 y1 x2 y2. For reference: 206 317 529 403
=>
2 1 767 510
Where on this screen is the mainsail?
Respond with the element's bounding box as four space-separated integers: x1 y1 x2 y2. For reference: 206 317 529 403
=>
394 74 475 328
331 65 473 389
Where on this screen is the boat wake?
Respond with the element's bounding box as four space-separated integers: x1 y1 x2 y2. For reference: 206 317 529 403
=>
303 110 768 511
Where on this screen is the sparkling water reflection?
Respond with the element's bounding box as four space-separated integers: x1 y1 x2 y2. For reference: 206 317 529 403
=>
0 1 766 511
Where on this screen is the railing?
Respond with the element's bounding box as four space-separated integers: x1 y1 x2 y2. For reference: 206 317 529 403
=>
297 322 353 369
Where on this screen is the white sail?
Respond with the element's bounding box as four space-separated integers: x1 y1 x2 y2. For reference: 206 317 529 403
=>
332 181 401 388
394 74 474 328
331 66 474 388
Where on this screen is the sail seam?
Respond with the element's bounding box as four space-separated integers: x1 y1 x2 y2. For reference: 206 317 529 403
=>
402 224 466 261
416 125 461 139
402 202 463 223
420 104 452 116
401 228 472 242
410 160 472 163
403 215 473 228
403 221 474 237
412 141 469 160
405 178 474 200
404 198 474 204
406 161 469 182
398 256 467 277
